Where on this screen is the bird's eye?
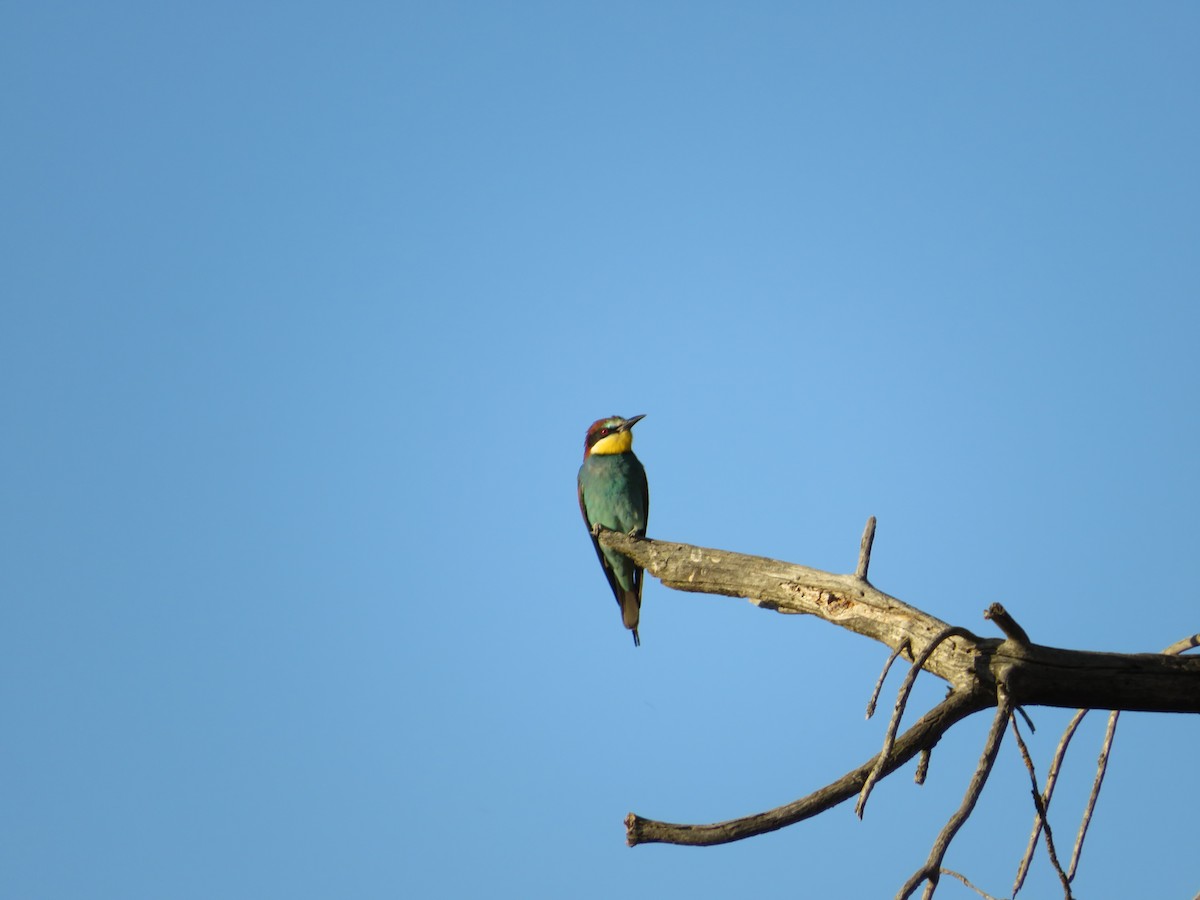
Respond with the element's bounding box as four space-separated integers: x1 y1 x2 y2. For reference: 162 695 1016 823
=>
600 428 609 436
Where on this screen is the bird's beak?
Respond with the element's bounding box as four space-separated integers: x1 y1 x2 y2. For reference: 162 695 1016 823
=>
620 414 646 431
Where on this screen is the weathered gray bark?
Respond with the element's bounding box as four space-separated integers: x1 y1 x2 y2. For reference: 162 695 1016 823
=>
597 527 1200 875
598 530 1200 714
624 688 989 847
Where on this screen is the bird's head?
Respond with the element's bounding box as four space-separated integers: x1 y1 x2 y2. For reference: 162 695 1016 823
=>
583 414 645 457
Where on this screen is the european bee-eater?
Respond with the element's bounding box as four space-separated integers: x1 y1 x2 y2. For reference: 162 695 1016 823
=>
577 414 649 646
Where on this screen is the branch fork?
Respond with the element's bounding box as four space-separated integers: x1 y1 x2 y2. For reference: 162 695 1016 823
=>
596 522 1200 898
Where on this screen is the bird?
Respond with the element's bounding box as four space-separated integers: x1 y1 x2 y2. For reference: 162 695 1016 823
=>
577 414 649 646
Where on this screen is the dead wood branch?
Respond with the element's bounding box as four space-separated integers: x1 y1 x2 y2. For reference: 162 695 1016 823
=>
1011 715 1073 898
856 515 877 580
897 689 1012 900
867 639 910 719
985 602 1030 646
598 530 1200 714
939 869 1002 900
1162 633 1200 656
625 689 987 847
598 528 1200 894
857 626 975 818
1013 708 1087 896
1068 710 1119 881
1014 632 1200 895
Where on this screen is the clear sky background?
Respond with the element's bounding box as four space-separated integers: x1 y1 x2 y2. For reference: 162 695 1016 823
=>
3 4 1198 898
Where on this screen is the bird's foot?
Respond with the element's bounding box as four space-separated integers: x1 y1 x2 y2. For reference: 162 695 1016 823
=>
590 522 605 537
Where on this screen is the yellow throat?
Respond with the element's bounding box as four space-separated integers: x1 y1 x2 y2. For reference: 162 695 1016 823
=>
590 430 634 455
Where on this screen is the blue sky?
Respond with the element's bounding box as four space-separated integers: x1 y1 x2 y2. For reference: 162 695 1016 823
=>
3 3 1198 898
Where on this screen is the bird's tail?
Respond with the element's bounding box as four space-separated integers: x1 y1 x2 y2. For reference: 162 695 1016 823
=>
621 590 641 647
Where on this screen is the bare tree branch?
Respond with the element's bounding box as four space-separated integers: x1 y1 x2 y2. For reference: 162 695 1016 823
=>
1014 631 1200 895
858 627 974 818
939 869 1003 900
599 529 1200 895
625 689 987 847
1162 633 1200 656
1067 710 1119 881
868 639 911 719
856 515 877 581
915 748 931 785
897 688 1012 900
598 531 1200 713
1011 715 1073 898
985 602 1031 647
1013 708 1088 896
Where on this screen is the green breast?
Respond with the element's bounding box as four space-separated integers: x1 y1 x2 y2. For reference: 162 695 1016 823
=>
578 451 648 534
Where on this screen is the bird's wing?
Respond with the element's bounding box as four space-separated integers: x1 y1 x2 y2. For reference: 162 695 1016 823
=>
576 474 589 528
578 474 625 608
632 457 648 600
636 456 649 536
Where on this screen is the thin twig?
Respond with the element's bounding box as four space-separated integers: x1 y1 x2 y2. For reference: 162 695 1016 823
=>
984 602 1031 646
1013 709 1088 896
938 869 1003 900
867 639 911 719
915 748 930 785
626 689 988 847
856 515 877 580
1067 709 1119 881
1047 627 1200 887
1161 632 1200 656
1010 715 1073 898
1031 791 1072 899
1053 630 1200 888
897 688 1012 900
1020 636 1196 893
1050 633 1200 885
1027 638 1198 889
857 627 974 818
